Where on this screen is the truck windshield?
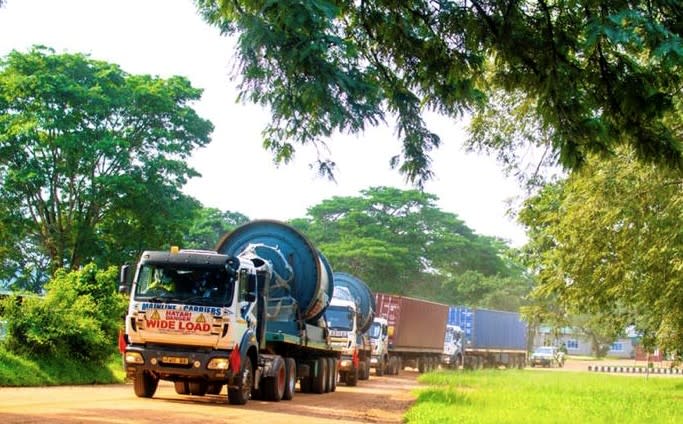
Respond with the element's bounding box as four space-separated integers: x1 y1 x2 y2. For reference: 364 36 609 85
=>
134 265 233 307
325 306 354 331
368 322 382 339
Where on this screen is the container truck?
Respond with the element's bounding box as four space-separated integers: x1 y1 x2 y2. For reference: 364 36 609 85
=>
374 293 448 374
326 272 374 385
442 306 527 369
118 220 339 405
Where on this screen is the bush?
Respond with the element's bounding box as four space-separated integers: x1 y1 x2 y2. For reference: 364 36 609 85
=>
1 264 127 363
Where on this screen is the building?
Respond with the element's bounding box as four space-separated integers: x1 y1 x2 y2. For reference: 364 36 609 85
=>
533 325 636 358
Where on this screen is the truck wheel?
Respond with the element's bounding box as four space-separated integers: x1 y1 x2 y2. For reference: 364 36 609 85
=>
228 357 253 405
263 356 286 401
329 358 337 392
299 376 312 393
207 384 222 395
174 381 189 395
189 382 208 396
312 357 328 394
359 361 370 380
133 371 158 398
345 366 358 386
325 358 336 392
376 359 385 376
282 357 296 400
418 357 426 373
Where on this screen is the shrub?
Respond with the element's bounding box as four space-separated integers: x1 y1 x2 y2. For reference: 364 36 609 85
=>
1 264 127 363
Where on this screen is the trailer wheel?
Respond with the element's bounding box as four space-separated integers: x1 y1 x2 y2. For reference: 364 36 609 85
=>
345 366 358 386
228 356 253 405
282 357 296 400
325 358 335 392
133 371 158 398
312 357 328 393
263 356 286 401
207 384 222 395
189 381 208 396
174 381 189 395
328 358 337 392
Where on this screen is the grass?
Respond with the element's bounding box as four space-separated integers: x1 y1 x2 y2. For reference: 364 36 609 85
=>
0 347 125 386
406 369 683 424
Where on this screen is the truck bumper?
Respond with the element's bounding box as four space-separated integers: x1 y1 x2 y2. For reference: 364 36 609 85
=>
124 345 235 382
338 355 355 372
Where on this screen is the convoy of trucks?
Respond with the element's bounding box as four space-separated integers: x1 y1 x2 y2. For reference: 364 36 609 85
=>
118 219 529 406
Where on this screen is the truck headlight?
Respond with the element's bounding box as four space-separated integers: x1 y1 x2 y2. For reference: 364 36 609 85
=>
208 358 230 370
125 351 144 364
340 359 352 368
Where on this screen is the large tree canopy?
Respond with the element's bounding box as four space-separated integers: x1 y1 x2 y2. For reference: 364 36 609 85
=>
196 0 682 186
0 46 213 286
519 148 683 352
291 186 531 309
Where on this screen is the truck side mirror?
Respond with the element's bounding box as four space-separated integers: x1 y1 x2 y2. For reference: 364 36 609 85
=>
119 265 131 294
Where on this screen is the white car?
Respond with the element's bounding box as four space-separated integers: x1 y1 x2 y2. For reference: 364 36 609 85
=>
530 346 565 368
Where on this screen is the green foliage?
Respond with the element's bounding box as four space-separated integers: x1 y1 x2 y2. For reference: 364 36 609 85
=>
408 370 683 423
291 186 528 307
2 264 127 363
184 207 250 249
519 148 683 352
0 46 213 287
197 0 683 186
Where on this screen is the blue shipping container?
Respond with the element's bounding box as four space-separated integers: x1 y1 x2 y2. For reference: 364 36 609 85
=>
448 306 527 350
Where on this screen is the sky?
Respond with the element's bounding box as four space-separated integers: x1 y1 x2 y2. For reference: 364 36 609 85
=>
0 0 528 247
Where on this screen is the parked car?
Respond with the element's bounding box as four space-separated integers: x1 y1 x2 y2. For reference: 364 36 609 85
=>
530 346 565 368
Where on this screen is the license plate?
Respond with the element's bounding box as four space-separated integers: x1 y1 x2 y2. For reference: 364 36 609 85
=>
162 356 189 365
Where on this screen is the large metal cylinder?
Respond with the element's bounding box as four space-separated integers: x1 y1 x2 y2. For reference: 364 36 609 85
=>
215 220 333 322
332 272 375 333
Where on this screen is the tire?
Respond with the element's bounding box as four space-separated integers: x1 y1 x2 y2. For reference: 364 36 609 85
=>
389 357 399 375
228 356 253 405
376 359 384 376
207 384 222 395
312 357 328 394
133 371 158 398
325 358 335 393
263 356 286 402
189 381 208 396
345 366 358 386
418 357 426 373
359 360 370 380
282 357 296 400
329 358 338 392
174 381 189 395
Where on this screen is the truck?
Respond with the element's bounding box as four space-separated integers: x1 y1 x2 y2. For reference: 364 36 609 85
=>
442 306 527 369
368 316 390 376
374 293 448 374
118 220 339 405
326 272 374 385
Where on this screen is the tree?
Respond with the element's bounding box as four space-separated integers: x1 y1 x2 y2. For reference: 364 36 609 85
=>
184 207 250 249
290 186 526 306
519 148 683 353
0 46 213 283
196 0 683 186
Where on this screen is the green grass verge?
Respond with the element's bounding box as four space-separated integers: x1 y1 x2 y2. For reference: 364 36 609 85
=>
406 369 683 423
0 347 125 386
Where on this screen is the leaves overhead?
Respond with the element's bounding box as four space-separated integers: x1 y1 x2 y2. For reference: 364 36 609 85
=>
197 0 683 186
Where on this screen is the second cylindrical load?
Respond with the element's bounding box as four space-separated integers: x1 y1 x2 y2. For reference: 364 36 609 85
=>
332 272 375 333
